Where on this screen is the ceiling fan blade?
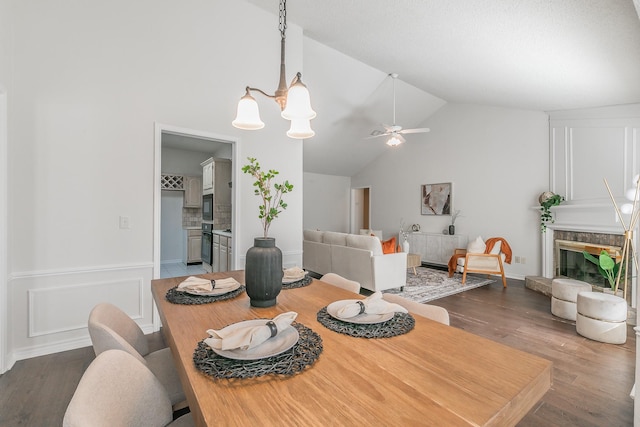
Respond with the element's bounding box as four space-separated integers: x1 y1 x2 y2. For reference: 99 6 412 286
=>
369 129 387 136
365 133 388 139
398 128 431 135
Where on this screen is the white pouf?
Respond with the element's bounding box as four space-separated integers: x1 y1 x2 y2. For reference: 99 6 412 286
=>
551 278 592 321
576 291 627 344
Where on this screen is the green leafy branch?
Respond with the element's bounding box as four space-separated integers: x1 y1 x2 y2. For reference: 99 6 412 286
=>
540 194 565 232
242 157 294 238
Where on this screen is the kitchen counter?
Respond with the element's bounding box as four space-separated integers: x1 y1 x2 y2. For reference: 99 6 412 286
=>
213 229 232 238
184 225 201 230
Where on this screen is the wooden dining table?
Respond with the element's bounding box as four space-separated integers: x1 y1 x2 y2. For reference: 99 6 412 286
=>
151 271 552 427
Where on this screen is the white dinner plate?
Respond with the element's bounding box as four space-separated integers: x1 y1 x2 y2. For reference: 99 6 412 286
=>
326 299 394 324
184 280 241 296
282 272 307 284
211 320 299 360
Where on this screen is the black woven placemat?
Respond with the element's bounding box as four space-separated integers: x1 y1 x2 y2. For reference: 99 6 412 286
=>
193 322 322 380
282 275 313 289
165 285 246 305
316 307 415 338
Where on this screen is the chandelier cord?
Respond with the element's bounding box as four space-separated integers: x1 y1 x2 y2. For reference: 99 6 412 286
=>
279 0 287 40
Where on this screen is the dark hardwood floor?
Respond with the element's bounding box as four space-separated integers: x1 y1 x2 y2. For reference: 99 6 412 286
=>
0 277 635 426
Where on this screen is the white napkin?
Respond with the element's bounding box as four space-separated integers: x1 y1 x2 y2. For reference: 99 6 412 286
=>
336 292 408 319
283 266 306 281
177 276 240 293
204 312 298 351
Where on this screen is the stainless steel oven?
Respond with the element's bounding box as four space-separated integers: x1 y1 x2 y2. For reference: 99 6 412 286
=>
201 223 213 265
202 194 213 221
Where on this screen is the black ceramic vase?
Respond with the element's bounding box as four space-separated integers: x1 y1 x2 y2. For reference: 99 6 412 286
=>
448 225 455 235
245 237 283 307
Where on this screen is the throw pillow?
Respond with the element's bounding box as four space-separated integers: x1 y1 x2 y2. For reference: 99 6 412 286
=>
381 237 397 254
467 236 485 254
489 240 502 254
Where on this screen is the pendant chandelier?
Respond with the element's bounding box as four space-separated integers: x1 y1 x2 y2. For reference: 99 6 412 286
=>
232 0 316 139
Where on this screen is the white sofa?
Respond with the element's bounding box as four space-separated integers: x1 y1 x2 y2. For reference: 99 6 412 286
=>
303 230 407 292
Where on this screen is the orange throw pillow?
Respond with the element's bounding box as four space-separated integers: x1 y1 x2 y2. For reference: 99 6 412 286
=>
381 237 397 254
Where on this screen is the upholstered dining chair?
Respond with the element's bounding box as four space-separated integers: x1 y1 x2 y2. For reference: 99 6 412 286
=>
382 293 450 325
87 303 187 411
449 236 511 288
63 349 194 427
320 273 361 294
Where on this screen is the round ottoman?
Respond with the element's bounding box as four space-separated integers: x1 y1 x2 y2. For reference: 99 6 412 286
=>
551 278 592 321
576 291 627 344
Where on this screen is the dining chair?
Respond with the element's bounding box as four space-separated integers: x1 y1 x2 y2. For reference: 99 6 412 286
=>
88 303 187 411
382 293 450 325
320 273 361 294
63 349 194 427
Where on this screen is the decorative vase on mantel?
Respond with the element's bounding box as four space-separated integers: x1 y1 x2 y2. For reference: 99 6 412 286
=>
245 237 283 307
448 225 455 235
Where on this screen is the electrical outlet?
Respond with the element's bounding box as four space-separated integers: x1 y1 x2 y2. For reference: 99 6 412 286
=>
521 257 526 264
515 256 521 264
119 216 130 229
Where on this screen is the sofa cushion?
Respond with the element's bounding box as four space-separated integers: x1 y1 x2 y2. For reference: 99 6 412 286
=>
303 229 324 243
381 237 397 254
323 231 347 246
346 234 383 256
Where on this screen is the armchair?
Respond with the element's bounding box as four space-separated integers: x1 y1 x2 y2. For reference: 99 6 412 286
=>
448 237 512 287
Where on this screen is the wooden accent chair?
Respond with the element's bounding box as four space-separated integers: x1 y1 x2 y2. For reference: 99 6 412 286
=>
449 237 512 288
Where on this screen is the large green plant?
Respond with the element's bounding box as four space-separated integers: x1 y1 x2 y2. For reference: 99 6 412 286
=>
582 250 622 291
242 157 294 238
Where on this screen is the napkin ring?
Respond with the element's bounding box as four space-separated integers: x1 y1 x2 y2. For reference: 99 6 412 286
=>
210 279 216 289
357 301 366 314
266 321 278 337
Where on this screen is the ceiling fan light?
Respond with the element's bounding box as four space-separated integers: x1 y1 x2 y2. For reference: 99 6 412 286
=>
232 91 265 130
281 78 316 120
287 118 315 139
386 135 403 147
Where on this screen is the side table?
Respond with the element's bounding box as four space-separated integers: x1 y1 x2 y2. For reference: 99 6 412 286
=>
406 253 421 275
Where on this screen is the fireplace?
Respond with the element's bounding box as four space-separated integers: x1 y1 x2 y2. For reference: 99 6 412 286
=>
555 238 623 289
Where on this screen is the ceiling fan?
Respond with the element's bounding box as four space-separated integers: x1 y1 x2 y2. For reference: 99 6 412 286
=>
367 73 430 146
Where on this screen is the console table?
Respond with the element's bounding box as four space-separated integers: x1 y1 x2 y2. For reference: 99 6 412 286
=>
408 232 468 266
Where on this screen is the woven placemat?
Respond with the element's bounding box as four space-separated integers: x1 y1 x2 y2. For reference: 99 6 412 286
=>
316 307 415 338
165 285 246 305
282 275 313 290
193 322 322 379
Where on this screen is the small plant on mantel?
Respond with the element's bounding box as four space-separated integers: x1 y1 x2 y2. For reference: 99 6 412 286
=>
242 157 294 238
539 192 565 232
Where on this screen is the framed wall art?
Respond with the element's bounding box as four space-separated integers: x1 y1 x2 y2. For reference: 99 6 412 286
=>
421 183 452 215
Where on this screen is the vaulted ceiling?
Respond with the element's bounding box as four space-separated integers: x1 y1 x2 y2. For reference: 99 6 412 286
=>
249 1 640 176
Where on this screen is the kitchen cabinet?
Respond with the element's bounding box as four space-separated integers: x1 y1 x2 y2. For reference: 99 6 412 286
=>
186 229 202 265
201 158 214 194
407 232 468 266
219 235 228 272
212 234 220 272
183 176 202 208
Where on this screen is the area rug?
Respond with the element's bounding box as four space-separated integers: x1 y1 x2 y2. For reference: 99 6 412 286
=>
383 267 494 303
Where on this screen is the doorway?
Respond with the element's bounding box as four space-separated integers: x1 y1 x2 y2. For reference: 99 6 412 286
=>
350 187 371 234
153 123 237 280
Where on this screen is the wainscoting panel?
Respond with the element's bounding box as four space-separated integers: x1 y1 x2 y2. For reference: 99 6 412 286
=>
9 263 154 363
28 278 144 337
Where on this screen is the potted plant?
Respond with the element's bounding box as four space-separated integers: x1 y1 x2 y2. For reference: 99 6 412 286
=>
449 210 461 235
539 192 564 232
582 250 623 294
242 157 294 307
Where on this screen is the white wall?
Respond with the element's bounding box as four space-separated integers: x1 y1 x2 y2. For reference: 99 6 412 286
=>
5 0 305 365
303 172 351 232
351 103 550 279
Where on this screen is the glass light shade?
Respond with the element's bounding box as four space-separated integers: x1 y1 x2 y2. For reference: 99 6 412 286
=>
281 81 316 120
386 135 403 147
232 93 265 130
286 118 315 139
621 203 634 214
626 188 639 201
